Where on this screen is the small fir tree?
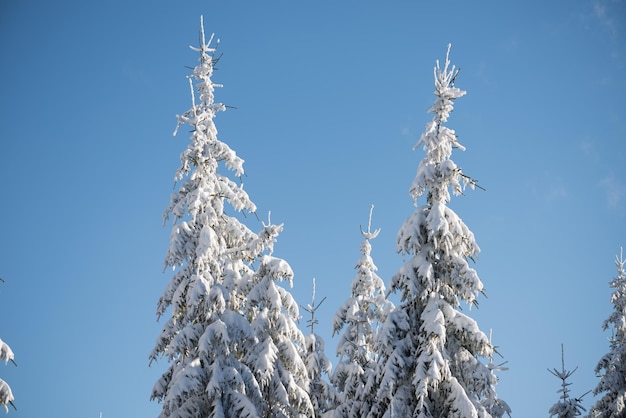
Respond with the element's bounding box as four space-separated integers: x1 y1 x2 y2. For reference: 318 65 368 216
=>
588 248 626 418
548 345 588 418
369 45 507 418
0 279 16 413
150 18 305 417
301 279 336 417
331 206 394 418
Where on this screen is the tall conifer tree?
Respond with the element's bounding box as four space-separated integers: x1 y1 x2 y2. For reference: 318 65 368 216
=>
370 45 508 418
588 249 626 418
150 18 310 417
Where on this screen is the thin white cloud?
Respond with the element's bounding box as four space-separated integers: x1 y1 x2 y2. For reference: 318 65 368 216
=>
545 180 568 202
528 173 569 204
579 139 600 162
598 174 626 208
585 0 624 70
592 0 618 38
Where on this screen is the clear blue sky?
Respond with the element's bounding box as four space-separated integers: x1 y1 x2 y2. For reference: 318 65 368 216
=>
1 1 625 417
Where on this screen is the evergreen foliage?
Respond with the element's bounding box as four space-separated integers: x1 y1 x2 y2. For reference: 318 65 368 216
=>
0 279 16 413
588 249 626 418
0 340 15 413
331 206 394 418
368 45 508 418
302 279 336 417
150 17 311 418
548 345 587 418
246 253 314 418
150 19 511 417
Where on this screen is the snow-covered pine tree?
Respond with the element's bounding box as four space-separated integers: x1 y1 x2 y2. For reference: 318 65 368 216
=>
369 45 508 418
588 248 626 418
150 18 300 417
548 345 587 418
299 278 336 417
0 279 16 413
331 206 394 418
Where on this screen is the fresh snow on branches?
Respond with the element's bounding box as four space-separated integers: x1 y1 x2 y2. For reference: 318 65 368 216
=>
150 22 511 417
302 279 336 417
588 249 626 418
245 254 314 418
369 45 509 418
0 277 16 414
150 17 311 418
331 206 393 418
548 345 587 418
0 338 15 413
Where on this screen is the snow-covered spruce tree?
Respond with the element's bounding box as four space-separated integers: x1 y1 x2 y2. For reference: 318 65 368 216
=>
243 252 314 418
588 248 626 418
150 18 310 417
548 345 587 418
300 279 336 417
369 45 508 418
0 279 16 413
331 206 394 418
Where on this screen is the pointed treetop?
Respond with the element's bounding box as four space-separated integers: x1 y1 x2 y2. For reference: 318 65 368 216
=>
409 44 474 206
548 344 578 402
616 247 625 275
547 344 589 418
301 278 327 333
360 204 381 240
191 15 219 57
172 17 225 139
431 43 465 124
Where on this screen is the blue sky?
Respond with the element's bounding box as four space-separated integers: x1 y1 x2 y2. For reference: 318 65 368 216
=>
1 1 625 417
